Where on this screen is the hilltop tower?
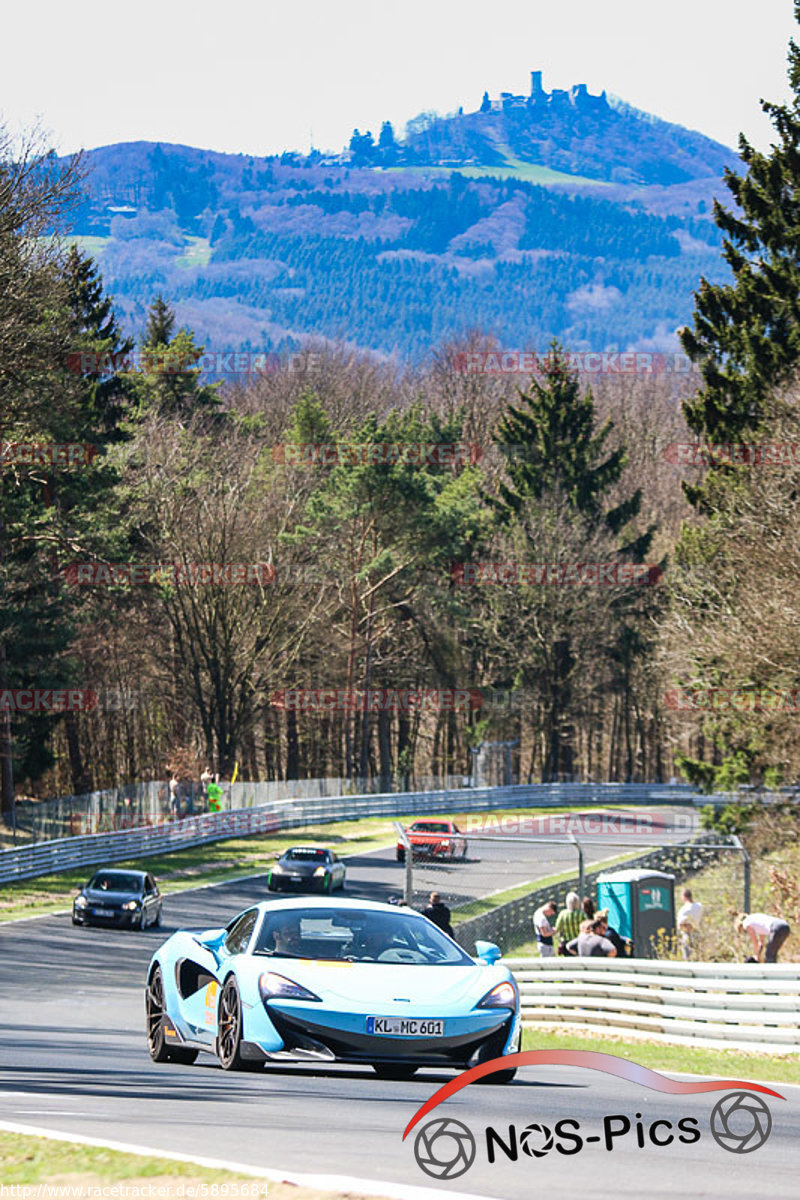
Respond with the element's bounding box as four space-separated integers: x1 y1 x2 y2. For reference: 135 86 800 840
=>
530 70 544 98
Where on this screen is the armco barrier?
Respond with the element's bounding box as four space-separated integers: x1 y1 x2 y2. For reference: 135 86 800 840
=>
0 782 704 884
505 957 800 1054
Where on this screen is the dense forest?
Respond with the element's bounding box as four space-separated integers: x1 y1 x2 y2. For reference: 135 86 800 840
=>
3 23 800 823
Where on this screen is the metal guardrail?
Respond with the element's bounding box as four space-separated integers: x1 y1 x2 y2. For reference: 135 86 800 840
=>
14 775 470 843
506 957 800 1053
0 780 715 884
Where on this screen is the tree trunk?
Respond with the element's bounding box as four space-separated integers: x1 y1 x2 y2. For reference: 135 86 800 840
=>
286 708 300 780
64 709 91 795
0 640 13 825
378 708 392 792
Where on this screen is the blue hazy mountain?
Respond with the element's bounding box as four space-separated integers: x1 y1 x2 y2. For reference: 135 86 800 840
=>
67 74 737 360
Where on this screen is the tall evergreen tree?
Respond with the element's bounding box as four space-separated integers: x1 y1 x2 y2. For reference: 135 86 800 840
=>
65 246 134 442
134 296 220 420
144 295 175 347
680 2 800 445
493 342 644 546
487 346 658 780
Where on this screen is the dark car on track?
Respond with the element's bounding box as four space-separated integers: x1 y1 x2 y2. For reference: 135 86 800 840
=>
72 868 163 930
267 846 346 893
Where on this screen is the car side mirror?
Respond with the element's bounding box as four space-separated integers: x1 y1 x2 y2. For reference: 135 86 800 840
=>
475 940 502 965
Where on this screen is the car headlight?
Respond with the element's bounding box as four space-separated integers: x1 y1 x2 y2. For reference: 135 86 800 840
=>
477 980 518 1010
313 866 326 877
259 972 322 1003
272 863 284 873
74 895 87 908
441 840 451 848
122 900 141 911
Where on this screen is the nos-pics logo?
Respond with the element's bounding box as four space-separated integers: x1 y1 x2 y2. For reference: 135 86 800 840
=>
404 1051 783 1180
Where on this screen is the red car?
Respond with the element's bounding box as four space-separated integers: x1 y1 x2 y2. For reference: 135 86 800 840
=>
396 820 468 862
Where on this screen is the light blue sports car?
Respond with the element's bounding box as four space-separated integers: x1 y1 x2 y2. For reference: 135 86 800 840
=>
145 897 520 1081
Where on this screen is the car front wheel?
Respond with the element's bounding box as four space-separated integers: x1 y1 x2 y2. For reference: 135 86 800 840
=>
146 966 198 1065
217 978 248 1071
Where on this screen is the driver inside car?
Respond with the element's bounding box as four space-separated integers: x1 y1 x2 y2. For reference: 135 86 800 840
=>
353 919 396 960
270 914 303 956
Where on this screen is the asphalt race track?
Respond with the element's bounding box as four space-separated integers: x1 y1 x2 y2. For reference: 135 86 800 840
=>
1 811 797 1199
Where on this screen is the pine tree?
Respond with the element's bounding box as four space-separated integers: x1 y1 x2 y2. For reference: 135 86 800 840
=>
492 342 641 541
480 91 491 114
680 2 800 443
378 121 396 151
64 247 134 442
378 121 398 165
145 295 175 347
488 345 658 781
135 297 220 420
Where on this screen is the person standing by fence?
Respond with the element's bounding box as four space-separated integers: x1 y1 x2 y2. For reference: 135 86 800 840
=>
422 892 453 937
533 899 558 957
555 891 582 955
168 773 180 820
677 888 704 960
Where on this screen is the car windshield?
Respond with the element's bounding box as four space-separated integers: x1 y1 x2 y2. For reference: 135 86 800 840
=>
411 823 450 833
253 907 471 965
284 848 327 861
88 872 142 892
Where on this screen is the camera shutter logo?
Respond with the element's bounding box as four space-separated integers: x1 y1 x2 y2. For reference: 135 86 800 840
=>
413 1117 476 1179
710 1092 772 1153
520 1122 554 1157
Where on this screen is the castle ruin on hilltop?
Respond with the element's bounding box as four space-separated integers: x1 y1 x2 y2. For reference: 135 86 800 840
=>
489 70 608 113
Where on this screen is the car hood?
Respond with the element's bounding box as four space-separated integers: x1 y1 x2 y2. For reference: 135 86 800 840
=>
244 958 508 1008
83 887 141 904
277 861 323 875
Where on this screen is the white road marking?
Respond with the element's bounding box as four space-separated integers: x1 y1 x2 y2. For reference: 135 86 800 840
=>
0 1119 496 1200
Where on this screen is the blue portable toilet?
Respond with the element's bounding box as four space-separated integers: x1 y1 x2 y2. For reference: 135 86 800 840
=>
596 869 675 958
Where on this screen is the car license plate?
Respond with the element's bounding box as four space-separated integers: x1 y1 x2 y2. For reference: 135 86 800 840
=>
367 1017 444 1037
92 907 114 917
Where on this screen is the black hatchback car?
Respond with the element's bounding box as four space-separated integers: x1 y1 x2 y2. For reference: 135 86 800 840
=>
72 868 163 929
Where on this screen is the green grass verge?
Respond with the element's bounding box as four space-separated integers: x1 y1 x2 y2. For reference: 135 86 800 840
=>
0 803 635 922
521 1027 800 1084
0 1129 258 1187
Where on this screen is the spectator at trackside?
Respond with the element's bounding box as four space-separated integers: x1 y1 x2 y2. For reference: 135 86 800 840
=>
567 918 618 958
677 887 704 960
168 773 180 819
595 910 628 958
736 911 791 963
533 899 558 957
200 766 213 806
422 892 453 937
555 891 582 955
582 896 595 920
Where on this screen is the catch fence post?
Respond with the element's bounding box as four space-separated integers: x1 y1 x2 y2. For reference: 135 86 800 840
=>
733 835 750 911
569 833 585 899
394 821 413 905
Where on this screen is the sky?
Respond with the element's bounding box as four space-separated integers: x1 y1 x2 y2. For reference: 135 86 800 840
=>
2 0 797 158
